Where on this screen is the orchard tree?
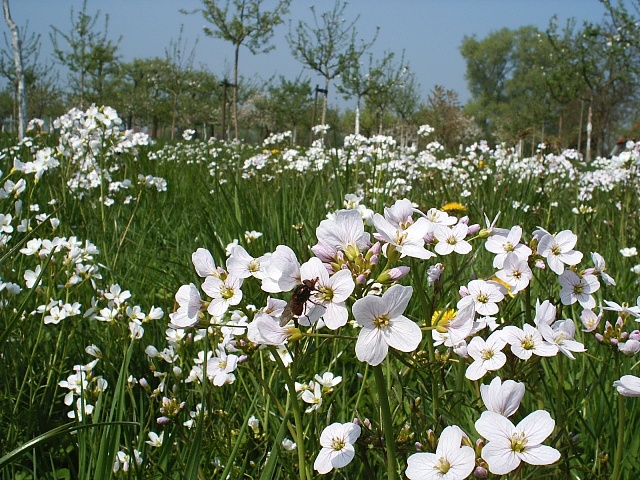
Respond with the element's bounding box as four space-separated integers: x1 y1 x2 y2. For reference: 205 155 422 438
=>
190 0 291 140
338 50 394 135
50 0 120 107
287 0 377 126
268 75 312 143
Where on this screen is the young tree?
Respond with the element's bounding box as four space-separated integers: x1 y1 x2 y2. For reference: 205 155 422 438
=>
191 0 291 140
2 0 26 138
269 75 312 143
287 0 377 126
50 0 120 107
337 50 394 135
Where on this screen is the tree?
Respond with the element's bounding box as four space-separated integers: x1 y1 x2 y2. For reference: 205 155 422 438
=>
191 0 291 140
50 0 120 107
268 75 312 143
2 0 26 138
416 86 480 152
337 50 394 135
287 0 377 126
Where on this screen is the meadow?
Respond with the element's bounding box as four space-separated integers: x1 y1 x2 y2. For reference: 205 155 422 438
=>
1 106 640 479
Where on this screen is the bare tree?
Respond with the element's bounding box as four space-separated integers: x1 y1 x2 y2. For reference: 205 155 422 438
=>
287 0 377 126
2 0 26 138
189 0 291 139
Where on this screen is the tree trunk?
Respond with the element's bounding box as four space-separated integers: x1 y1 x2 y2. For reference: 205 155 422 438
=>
321 76 329 126
3 0 26 139
586 99 593 163
233 44 240 140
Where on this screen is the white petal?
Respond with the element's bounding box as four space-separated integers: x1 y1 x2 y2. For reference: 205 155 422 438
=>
355 327 388 365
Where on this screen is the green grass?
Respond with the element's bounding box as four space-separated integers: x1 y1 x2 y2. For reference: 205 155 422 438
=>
1 115 640 479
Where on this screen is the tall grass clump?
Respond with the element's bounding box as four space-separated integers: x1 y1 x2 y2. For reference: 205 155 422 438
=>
2 109 640 479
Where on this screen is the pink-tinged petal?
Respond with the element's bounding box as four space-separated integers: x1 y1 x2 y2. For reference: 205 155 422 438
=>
546 255 565 275
372 213 396 243
352 295 384 328
399 244 436 260
517 410 555 444
341 422 362 444
560 249 583 266
192 248 217 277
405 452 438 480
536 233 555 256
201 275 221 298
207 297 228 317
482 441 521 475
383 284 413 318
407 217 430 239
329 443 356 469
518 444 561 466
300 257 330 285
435 241 454 256
322 302 348 330
384 316 422 352
475 411 514 443
466 336 486 360
465 360 487 381
554 230 577 250
614 375 640 397
314 447 334 474
483 350 507 371
356 327 388 365
454 241 473 255
328 269 356 302
436 425 463 454
447 445 476 477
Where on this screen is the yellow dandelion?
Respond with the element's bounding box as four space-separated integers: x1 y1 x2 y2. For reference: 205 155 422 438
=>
441 202 467 213
431 308 457 332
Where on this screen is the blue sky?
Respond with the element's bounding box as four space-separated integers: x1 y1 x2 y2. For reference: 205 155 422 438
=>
4 0 612 108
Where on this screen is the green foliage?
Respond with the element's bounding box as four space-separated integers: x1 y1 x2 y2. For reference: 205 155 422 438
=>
2 110 640 478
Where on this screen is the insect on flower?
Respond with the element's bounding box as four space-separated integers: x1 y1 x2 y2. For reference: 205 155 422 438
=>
280 277 319 326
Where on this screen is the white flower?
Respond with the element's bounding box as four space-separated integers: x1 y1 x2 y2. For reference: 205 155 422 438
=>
373 214 435 260
538 319 585 360
433 224 472 256
206 347 238 386
301 381 323 412
475 410 560 475
316 208 370 254
613 375 640 397
558 270 599 309
405 425 475 480
620 247 638 257
457 280 504 316
501 324 558 360
192 248 219 277
313 422 361 474
146 431 164 447
495 252 533 294
465 331 507 381
352 284 421 366
298 257 355 329
202 274 243 317
485 225 532 268
480 376 525 417
226 245 269 280
261 245 301 293
590 252 615 286
168 283 203 329
537 230 583 275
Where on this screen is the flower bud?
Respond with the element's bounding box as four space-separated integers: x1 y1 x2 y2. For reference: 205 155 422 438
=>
473 466 488 478
467 223 481 235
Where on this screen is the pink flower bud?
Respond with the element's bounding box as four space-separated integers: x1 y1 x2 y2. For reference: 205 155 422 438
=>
311 241 337 263
474 466 488 478
535 259 546 269
595 333 604 342
459 216 470 225
467 223 481 235
156 416 170 425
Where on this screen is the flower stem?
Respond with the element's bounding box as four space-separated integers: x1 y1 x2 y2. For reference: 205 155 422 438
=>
373 363 399 480
270 346 307 480
612 353 625 480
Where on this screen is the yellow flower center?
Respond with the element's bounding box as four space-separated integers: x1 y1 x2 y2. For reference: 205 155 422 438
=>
374 314 391 328
510 432 528 453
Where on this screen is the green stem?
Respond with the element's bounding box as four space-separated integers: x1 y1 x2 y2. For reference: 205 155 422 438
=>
269 346 307 480
612 353 625 480
373 363 398 480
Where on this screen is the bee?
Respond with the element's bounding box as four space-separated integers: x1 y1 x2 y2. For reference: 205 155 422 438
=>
279 277 320 327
